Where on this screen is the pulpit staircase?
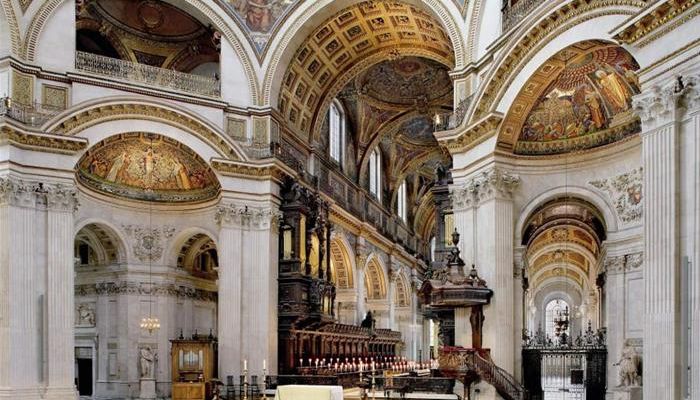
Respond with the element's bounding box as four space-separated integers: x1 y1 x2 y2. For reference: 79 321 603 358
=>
439 347 528 400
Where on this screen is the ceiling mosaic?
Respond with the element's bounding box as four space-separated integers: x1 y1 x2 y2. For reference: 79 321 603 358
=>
224 0 299 54
77 133 220 203
500 41 641 156
279 0 454 137
77 0 220 72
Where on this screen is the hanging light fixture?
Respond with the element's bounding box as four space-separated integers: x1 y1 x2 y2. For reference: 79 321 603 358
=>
140 135 160 335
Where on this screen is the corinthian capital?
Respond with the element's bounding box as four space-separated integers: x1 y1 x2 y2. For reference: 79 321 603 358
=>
471 167 520 203
450 184 477 211
0 176 36 208
632 75 699 132
44 183 79 213
216 202 281 230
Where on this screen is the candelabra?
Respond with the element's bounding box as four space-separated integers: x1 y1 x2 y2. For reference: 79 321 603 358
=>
243 364 249 400
261 363 267 400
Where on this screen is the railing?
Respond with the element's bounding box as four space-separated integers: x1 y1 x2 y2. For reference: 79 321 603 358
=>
502 0 541 32
439 347 527 400
75 51 221 98
0 97 63 127
434 95 473 132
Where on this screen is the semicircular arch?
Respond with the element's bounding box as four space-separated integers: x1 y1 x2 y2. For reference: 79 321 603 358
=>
365 253 387 300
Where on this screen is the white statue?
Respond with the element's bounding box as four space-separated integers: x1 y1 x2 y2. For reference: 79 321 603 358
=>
140 346 156 379
76 304 95 326
614 345 640 387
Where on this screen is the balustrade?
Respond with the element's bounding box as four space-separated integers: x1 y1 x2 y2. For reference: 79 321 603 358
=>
75 51 221 97
0 97 63 127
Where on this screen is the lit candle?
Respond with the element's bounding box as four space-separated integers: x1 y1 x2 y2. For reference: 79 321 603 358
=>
243 359 247 371
299 358 303 367
263 359 266 371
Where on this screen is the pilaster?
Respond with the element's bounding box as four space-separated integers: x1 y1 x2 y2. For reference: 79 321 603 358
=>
215 202 280 376
450 166 520 373
633 78 689 400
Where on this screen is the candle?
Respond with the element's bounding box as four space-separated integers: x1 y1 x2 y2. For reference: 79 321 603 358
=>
243 359 247 371
263 359 266 370
299 358 303 367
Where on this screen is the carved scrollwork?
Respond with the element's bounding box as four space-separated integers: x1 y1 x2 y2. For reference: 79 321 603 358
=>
0 176 79 212
122 224 175 263
450 167 520 210
215 202 282 230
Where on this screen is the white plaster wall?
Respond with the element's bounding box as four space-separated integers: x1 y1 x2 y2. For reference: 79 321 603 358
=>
220 39 252 107
35 0 75 73
474 0 501 62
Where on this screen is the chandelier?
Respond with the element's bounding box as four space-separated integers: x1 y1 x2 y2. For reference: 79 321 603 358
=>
553 305 569 337
140 135 160 335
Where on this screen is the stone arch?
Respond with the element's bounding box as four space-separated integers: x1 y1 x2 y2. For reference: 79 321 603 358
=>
23 0 259 103
516 185 619 242
466 0 644 127
330 233 356 290
0 0 20 57
394 270 411 308
74 219 129 265
47 96 247 162
262 0 467 110
165 227 219 268
364 254 387 300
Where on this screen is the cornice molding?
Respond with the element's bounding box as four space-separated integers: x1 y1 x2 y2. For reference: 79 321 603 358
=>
435 112 503 155
613 0 699 46
0 125 88 154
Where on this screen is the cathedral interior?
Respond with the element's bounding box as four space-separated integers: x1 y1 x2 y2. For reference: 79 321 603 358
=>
0 0 699 399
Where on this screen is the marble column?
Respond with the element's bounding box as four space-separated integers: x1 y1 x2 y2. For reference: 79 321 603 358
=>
44 183 80 400
355 240 368 322
633 80 689 399
688 77 700 400
604 255 626 392
452 167 520 373
513 247 525 383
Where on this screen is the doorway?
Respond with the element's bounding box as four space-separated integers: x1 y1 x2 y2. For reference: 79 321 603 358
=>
75 347 93 397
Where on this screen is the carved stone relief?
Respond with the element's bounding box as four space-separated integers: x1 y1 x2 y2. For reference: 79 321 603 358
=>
590 168 643 225
122 224 175 262
76 302 96 327
605 252 643 275
75 281 217 302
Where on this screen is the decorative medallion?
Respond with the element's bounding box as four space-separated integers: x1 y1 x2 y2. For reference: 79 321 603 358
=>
76 133 220 203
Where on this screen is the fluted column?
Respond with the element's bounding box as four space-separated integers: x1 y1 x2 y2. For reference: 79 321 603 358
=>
44 184 80 400
633 79 690 399
604 254 626 391
356 239 368 322
513 246 525 383
217 202 280 375
689 77 700 400
452 167 520 373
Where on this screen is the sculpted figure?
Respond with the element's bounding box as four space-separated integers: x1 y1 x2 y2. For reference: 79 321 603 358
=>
614 345 640 387
140 346 156 378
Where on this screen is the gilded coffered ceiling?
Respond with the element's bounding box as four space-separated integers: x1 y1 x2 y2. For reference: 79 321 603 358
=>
76 0 220 72
278 0 454 138
500 41 641 156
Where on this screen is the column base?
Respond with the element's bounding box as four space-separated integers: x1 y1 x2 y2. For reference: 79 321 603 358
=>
0 387 44 400
139 378 157 399
44 386 79 400
606 386 642 400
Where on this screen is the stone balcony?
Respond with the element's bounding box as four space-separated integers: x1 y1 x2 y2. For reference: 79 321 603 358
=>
75 51 221 98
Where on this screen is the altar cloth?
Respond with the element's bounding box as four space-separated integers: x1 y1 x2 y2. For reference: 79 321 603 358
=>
274 385 343 400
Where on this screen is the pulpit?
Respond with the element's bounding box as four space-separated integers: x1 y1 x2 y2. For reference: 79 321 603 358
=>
171 337 217 400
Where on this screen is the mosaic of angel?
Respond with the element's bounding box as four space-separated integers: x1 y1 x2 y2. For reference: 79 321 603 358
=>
519 46 640 147
79 135 217 194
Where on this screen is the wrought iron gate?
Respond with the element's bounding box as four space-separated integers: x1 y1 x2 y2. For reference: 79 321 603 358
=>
522 327 607 400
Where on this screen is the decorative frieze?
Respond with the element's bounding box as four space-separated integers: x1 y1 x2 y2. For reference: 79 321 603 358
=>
215 203 282 230
589 168 643 225
0 176 79 211
605 252 644 275
450 167 520 210
122 224 175 262
75 281 217 302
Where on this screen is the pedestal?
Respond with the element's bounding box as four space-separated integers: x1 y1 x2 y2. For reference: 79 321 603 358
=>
606 386 642 400
139 378 156 400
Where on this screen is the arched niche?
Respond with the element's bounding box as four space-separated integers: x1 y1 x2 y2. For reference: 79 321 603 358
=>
74 222 128 267
364 256 387 301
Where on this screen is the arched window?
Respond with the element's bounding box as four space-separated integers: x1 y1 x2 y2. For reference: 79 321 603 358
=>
397 180 408 222
545 299 569 337
369 148 381 201
328 100 345 165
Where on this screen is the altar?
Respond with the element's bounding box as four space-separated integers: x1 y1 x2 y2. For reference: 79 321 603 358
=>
274 385 343 400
